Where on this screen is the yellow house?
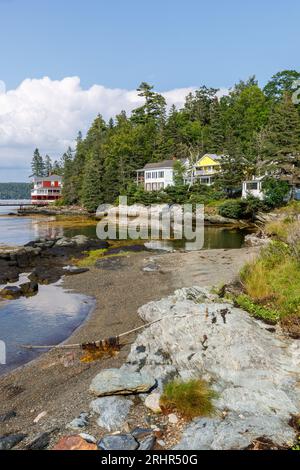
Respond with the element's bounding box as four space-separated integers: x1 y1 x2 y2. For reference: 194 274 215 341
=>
194 154 222 185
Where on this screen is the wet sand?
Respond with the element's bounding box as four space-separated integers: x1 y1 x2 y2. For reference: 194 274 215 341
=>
0 247 257 447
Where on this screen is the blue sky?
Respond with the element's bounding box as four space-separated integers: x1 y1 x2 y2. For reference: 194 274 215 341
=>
0 0 299 181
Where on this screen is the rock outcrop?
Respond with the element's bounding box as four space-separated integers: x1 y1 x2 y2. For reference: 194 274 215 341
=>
121 287 299 450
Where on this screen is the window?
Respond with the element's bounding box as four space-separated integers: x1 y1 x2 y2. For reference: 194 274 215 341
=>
146 172 152 180
146 183 151 191
152 171 157 179
158 171 164 178
201 177 210 185
246 182 258 190
152 183 157 190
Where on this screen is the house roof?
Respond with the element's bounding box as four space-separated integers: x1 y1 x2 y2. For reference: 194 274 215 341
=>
33 174 62 182
140 159 177 170
200 154 223 162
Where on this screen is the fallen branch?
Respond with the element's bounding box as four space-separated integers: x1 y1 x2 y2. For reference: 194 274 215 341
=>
20 312 201 351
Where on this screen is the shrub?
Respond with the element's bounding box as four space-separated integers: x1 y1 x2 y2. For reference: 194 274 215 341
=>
160 379 217 419
262 177 290 208
218 200 244 219
242 196 266 219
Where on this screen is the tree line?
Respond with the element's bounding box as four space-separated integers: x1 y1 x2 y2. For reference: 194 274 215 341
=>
31 70 300 211
0 183 31 200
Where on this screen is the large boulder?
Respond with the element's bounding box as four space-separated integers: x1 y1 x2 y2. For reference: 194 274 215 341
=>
174 413 296 450
125 287 300 450
89 368 156 397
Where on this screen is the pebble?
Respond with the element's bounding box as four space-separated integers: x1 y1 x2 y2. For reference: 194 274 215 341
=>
98 434 139 451
144 392 162 413
168 414 179 425
66 412 89 430
33 411 47 424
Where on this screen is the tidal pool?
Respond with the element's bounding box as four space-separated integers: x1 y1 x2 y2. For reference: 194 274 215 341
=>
0 275 94 376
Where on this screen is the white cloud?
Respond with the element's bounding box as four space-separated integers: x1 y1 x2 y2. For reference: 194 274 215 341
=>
0 77 227 181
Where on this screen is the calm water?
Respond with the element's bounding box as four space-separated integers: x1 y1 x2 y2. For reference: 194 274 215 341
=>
0 201 249 375
0 201 249 250
0 202 94 376
0 275 94 376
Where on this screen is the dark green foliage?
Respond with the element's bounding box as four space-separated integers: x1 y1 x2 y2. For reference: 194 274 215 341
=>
31 148 44 177
262 177 290 208
218 200 244 219
0 183 31 200
264 70 300 102
56 71 300 212
218 197 265 220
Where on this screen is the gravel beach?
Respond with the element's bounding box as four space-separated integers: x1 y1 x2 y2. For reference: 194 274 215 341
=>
0 247 257 448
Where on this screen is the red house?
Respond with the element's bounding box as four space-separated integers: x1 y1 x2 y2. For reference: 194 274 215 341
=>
31 175 63 204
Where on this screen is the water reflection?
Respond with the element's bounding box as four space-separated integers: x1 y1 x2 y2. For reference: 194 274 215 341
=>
0 275 94 376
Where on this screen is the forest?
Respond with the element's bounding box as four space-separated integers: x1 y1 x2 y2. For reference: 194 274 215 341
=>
31 70 300 212
0 183 31 200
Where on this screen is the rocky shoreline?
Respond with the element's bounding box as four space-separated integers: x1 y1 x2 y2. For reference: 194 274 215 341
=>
0 235 109 297
17 204 253 228
2 243 297 451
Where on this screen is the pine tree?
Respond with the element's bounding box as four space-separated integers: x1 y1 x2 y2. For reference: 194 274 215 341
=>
31 148 44 177
261 93 300 186
43 155 52 176
81 151 104 212
207 99 225 153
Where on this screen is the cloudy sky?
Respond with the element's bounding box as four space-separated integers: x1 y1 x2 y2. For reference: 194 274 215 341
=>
0 0 299 182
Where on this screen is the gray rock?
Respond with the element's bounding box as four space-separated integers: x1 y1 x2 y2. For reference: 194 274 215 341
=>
139 435 156 450
244 234 270 247
55 237 76 248
98 434 139 451
143 263 160 273
79 433 97 444
131 428 156 450
0 434 27 450
66 412 89 431
90 396 133 431
125 287 300 449
174 413 296 450
72 235 90 246
0 410 16 423
63 266 89 276
90 368 156 396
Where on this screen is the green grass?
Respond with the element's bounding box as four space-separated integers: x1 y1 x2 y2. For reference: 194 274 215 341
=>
239 242 300 323
76 248 108 266
236 294 280 324
160 379 217 419
76 248 136 267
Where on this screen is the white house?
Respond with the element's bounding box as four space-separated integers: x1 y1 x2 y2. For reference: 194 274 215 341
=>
136 159 179 191
242 176 265 200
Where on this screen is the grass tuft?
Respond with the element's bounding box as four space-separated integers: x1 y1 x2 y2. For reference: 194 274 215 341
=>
160 379 217 419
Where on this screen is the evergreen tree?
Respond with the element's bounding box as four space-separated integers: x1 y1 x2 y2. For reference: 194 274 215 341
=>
43 154 52 176
31 148 44 177
261 93 300 182
207 99 225 153
81 150 104 212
